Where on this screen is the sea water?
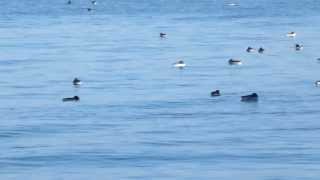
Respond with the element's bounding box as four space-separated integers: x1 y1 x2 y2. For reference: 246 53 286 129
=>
1 0 320 179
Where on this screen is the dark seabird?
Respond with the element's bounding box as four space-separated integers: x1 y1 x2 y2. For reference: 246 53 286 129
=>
228 59 242 65
241 93 258 102
160 32 166 38
295 44 303 51
62 96 80 102
258 47 264 54
211 90 221 97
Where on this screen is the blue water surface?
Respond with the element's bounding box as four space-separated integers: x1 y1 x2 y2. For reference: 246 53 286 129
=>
1 0 320 179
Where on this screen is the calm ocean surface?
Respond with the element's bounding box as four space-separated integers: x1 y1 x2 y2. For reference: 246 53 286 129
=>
1 0 320 179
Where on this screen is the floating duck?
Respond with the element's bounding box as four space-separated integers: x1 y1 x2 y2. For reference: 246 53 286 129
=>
87 8 92 11
211 90 221 97
295 44 303 51
315 81 320 86
173 60 186 68
91 0 97 5
228 59 242 65
73 78 82 86
287 32 296 37
258 47 265 54
246 47 255 53
160 32 166 38
62 96 80 102
241 93 258 102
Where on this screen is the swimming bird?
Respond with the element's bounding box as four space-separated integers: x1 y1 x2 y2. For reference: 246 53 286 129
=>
228 59 242 65
62 96 80 102
173 60 186 68
160 32 166 38
241 93 258 102
295 44 303 51
73 78 82 86
91 0 97 5
246 47 255 53
211 90 221 97
67 0 72 4
315 81 320 86
287 32 296 37
258 47 265 54
87 8 92 11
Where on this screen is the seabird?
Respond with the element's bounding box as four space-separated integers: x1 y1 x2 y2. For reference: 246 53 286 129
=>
287 32 296 37
211 90 221 97
295 44 303 51
246 47 255 53
173 60 186 68
241 93 258 102
228 59 242 65
160 33 166 38
73 78 82 86
258 47 265 54
62 96 80 102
